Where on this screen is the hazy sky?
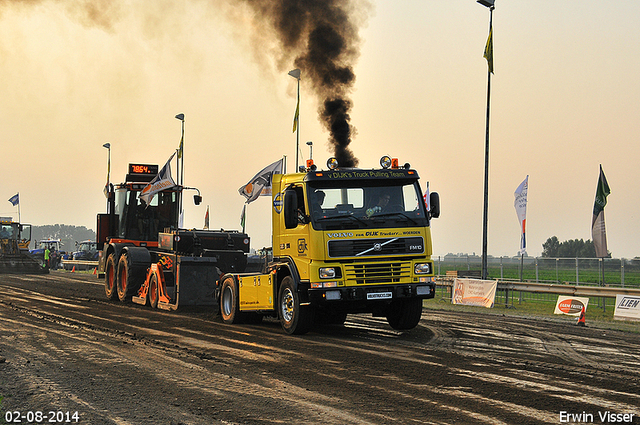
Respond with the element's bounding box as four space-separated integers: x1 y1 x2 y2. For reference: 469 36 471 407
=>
1 0 638 258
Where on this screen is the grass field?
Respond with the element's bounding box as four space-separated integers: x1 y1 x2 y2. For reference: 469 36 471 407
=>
434 257 640 288
427 286 640 334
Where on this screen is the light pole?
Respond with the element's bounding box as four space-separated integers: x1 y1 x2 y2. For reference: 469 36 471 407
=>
478 0 494 280
175 113 185 186
175 113 185 227
102 142 111 202
306 140 313 161
288 68 301 170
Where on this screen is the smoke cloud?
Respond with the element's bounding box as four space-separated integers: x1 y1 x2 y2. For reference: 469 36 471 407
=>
2 0 370 167
239 0 371 167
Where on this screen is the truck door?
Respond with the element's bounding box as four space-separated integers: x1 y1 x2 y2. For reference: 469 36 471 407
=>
282 185 311 281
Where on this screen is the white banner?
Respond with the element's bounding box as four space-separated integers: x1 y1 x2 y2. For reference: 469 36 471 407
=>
514 175 528 255
554 296 590 316
452 279 497 308
613 295 640 322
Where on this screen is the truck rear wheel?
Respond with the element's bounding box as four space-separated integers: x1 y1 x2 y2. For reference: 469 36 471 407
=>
104 253 118 300
386 298 423 330
220 277 242 324
117 252 145 302
278 276 313 335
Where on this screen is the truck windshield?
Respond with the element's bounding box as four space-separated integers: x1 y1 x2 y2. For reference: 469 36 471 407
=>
307 180 429 231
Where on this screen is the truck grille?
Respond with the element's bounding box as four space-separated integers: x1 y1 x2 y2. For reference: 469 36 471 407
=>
344 262 412 285
328 237 423 258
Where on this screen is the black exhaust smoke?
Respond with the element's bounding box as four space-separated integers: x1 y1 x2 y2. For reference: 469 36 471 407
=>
241 0 370 167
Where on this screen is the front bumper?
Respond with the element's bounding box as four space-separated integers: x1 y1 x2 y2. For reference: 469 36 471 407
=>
308 282 435 305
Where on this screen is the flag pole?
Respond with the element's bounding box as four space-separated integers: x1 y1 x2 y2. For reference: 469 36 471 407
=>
288 69 301 171
296 76 300 171
17 192 21 223
480 2 494 281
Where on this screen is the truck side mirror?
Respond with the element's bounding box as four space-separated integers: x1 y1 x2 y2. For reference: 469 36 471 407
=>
193 194 202 205
429 192 440 219
283 189 298 229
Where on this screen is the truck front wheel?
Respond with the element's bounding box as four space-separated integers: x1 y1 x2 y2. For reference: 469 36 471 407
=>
386 298 423 330
278 276 313 335
104 253 118 300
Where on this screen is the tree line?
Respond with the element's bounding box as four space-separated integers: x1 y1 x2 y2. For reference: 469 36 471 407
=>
31 224 95 252
541 236 609 258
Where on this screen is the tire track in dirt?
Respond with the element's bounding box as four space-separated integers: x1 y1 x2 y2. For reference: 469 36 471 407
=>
1 272 639 424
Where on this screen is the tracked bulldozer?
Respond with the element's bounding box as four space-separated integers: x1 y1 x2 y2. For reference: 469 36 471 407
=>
0 218 47 274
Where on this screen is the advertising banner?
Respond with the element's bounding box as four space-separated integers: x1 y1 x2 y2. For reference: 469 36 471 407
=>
613 295 640 322
452 279 497 308
554 296 590 316
514 176 528 255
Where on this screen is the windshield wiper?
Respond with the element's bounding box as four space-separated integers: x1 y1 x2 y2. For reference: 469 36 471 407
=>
316 214 369 226
371 212 418 225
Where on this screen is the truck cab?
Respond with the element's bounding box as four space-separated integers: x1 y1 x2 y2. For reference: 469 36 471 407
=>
219 156 440 334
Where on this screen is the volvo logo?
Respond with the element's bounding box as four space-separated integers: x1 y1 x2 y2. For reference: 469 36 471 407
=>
373 243 382 252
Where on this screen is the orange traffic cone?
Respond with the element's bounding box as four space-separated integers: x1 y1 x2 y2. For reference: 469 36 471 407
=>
71 265 75 273
576 306 586 327
93 267 97 275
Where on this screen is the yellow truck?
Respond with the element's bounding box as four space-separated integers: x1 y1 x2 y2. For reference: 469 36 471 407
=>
218 156 440 334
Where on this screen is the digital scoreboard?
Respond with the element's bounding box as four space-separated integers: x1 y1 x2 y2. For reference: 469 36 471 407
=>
126 163 158 182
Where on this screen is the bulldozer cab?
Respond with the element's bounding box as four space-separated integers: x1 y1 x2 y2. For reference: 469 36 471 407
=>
0 218 45 274
0 218 31 250
98 163 182 247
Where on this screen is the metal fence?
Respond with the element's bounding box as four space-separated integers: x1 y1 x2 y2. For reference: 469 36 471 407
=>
433 255 640 288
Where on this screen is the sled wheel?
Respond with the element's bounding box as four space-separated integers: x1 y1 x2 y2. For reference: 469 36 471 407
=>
220 277 242 324
148 272 159 309
117 252 143 302
104 253 118 300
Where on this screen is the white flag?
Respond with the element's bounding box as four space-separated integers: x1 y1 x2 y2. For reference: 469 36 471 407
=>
423 182 430 212
238 159 284 204
514 176 528 255
140 152 177 205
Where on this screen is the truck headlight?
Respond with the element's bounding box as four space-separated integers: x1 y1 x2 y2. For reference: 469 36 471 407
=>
319 267 336 279
414 263 432 274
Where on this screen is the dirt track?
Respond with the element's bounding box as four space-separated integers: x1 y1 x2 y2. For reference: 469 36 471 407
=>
1 271 639 425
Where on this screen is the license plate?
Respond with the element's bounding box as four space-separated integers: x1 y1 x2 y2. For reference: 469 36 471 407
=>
367 292 393 300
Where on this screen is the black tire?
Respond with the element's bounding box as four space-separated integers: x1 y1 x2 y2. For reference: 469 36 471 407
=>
104 253 118 300
148 272 159 309
117 252 145 302
386 298 423 330
278 276 314 335
220 277 242 324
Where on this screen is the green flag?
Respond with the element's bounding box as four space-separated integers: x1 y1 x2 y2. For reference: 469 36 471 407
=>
591 165 611 258
483 24 494 74
240 204 246 233
292 96 300 133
